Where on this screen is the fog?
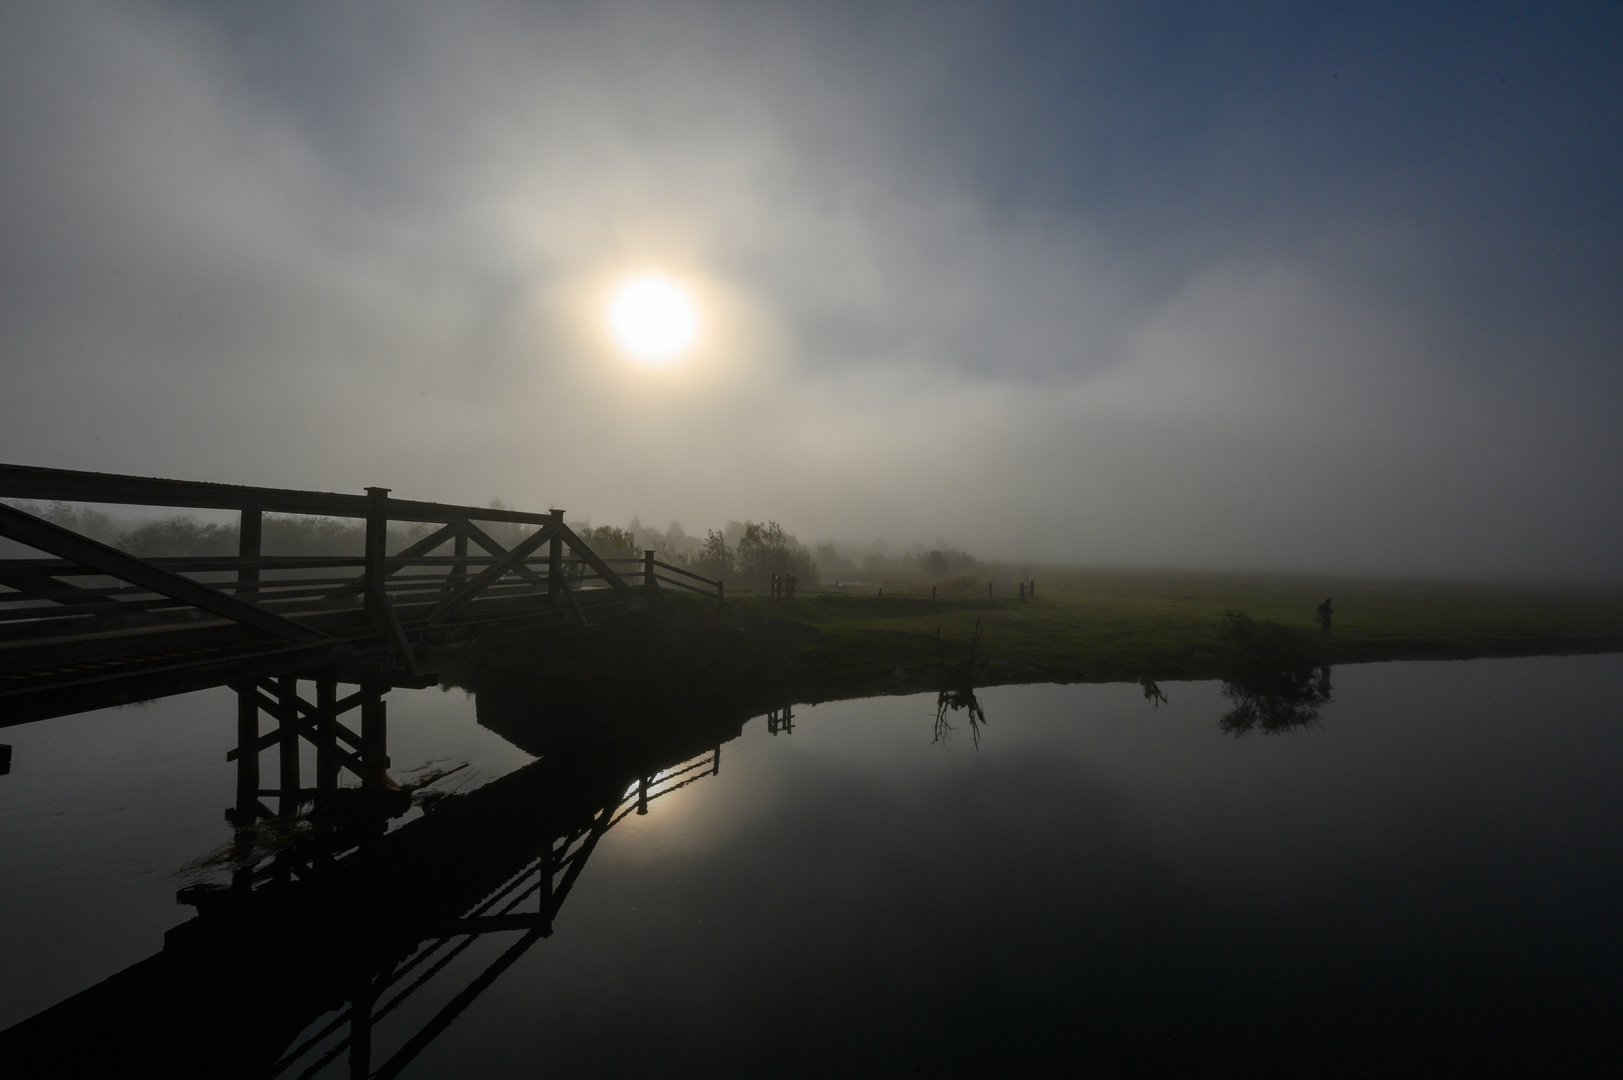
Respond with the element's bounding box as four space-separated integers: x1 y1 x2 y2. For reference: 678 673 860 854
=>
2 1 1619 579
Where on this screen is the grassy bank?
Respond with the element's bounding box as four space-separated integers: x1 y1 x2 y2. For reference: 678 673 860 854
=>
713 568 1623 694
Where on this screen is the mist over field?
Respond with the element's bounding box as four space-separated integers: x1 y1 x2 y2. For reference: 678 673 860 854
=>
2 2 1619 580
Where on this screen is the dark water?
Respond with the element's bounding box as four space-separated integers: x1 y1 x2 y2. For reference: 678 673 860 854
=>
3 655 1622 1075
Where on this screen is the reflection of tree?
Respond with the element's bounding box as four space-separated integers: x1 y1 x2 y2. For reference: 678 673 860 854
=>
1218 667 1331 736
933 618 988 747
934 687 988 748
1215 611 1331 736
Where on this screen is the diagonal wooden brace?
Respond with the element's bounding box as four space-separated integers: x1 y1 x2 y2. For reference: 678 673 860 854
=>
0 501 328 643
462 521 550 588
425 522 557 624
556 523 631 594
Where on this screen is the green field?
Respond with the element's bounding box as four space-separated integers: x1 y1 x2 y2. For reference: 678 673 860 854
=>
709 568 1623 693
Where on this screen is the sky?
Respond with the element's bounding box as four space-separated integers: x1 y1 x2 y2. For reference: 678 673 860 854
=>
1 0 1619 579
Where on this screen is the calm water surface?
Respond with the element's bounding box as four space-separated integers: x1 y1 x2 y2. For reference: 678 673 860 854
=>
2 655 1621 1075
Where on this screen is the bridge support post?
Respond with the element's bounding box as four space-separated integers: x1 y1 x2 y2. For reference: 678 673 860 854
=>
316 674 338 794
234 683 259 820
361 679 388 791
350 978 375 1079
278 675 301 817
540 840 555 935
547 509 564 607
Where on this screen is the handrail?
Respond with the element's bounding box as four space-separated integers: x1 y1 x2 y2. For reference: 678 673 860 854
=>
653 574 715 596
652 560 720 587
0 462 557 525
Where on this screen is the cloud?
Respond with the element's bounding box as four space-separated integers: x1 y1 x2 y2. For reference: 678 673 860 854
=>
0 1 1617 578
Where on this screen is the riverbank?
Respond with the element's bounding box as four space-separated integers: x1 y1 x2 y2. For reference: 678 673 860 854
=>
434 567 1623 703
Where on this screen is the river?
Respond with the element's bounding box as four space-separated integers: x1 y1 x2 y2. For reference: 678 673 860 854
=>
2 654 1620 1074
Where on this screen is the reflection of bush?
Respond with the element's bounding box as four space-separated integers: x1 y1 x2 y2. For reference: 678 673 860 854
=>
1216 610 1330 736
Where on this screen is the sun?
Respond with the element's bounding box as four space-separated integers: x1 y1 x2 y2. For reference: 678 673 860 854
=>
608 274 699 363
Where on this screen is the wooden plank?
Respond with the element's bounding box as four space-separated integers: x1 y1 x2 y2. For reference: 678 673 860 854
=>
0 463 372 517
653 560 720 587
0 556 368 573
0 502 329 644
0 462 557 525
0 569 107 607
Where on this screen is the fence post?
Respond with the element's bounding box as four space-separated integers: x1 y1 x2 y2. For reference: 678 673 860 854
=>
363 487 390 626
238 506 261 597
547 509 564 607
718 579 724 616
644 549 662 606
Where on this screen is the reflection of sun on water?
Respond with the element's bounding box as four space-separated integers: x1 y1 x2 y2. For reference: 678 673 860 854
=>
608 274 699 363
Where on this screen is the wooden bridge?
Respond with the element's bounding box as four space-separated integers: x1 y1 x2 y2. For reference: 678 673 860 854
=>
0 463 724 725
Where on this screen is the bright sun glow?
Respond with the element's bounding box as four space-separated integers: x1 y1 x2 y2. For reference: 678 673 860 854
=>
608 275 699 362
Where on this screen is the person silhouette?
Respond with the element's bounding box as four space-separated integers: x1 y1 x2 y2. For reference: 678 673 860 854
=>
1316 598 1333 634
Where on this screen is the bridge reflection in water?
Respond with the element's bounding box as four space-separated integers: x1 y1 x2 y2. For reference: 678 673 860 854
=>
0 677 770 1078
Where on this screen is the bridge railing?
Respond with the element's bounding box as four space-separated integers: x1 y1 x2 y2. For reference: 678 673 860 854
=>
0 464 722 678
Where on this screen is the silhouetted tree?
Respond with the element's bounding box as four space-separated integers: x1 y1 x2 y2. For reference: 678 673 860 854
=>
694 529 735 580
735 520 819 585
575 524 639 560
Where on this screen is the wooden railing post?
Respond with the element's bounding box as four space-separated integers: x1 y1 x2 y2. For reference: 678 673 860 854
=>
238 506 261 596
364 487 390 625
547 509 564 607
450 530 468 592
717 579 724 616
643 550 661 606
